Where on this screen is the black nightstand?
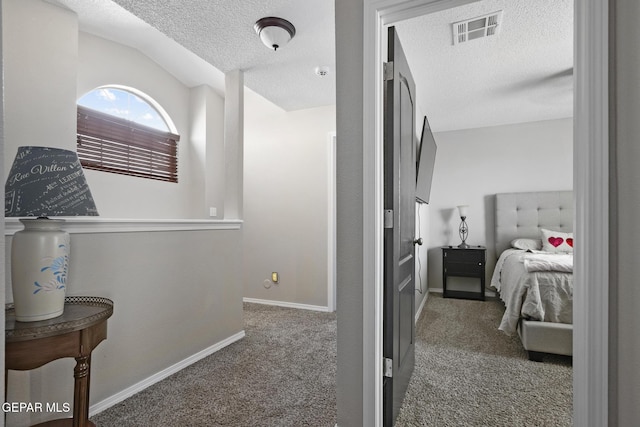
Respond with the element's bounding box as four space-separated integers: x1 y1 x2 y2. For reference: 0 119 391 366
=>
442 246 486 301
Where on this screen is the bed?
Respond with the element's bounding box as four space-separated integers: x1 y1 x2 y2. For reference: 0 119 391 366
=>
491 191 573 361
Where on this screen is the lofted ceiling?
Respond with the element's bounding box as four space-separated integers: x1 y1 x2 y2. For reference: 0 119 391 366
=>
47 0 573 133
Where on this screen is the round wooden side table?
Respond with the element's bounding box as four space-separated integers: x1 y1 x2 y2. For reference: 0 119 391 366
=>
5 296 114 427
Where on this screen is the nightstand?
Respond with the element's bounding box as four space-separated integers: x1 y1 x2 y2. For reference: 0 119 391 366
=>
442 246 486 300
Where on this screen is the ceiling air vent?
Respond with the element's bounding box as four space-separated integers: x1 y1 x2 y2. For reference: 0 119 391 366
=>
452 11 502 45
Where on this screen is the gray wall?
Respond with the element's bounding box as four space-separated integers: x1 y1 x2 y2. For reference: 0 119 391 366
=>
0 0 4 413
414 203 430 317
335 0 366 424
427 118 573 291
612 0 640 423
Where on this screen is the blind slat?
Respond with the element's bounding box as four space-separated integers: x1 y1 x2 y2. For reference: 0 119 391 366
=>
77 105 178 183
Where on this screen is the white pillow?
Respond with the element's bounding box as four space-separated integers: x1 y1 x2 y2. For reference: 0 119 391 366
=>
510 238 542 251
540 228 574 253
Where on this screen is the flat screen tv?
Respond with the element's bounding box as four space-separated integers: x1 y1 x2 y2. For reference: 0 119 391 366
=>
416 115 437 204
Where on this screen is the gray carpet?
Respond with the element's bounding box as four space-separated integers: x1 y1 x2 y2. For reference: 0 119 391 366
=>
91 296 571 426
395 294 572 426
91 303 337 426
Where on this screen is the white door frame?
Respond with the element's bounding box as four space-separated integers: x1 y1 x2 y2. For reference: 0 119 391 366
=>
362 1 609 426
328 132 337 312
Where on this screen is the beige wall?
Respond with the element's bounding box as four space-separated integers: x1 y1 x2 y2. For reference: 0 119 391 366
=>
77 32 221 219
4 0 226 220
2 0 78 160
2 2 244 425
243 90 335 308
4 229 244 426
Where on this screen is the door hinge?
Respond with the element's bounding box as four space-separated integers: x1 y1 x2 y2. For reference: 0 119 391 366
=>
383 61 394 81
384 209 394 229
384 357 393 378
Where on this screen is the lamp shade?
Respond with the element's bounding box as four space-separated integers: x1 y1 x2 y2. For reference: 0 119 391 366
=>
457 205 469 218
5 146 97 322
5 146 98 217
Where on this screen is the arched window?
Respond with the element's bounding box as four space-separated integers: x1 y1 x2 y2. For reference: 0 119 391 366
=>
76 86 180 183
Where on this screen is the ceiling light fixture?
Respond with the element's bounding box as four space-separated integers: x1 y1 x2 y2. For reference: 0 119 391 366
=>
254 17 296 51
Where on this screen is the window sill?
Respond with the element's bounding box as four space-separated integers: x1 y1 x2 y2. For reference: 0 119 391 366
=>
4 217 243 235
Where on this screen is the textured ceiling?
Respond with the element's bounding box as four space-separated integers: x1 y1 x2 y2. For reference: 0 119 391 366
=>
47 0 573 132
108 0 336 112
395 0 574 132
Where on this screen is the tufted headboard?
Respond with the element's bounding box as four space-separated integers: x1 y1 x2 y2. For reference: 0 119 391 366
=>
495 191 574 257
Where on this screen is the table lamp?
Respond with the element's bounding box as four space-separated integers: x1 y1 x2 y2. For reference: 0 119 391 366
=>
5 146 98 322
457 205 470 248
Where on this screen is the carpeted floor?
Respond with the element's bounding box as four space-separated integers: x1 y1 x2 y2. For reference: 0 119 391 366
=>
91 295 571 426
395 294 572 426
91 303 337 426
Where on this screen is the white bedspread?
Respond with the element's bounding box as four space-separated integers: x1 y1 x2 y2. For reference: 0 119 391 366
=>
491 249 573 335
524 253 573 273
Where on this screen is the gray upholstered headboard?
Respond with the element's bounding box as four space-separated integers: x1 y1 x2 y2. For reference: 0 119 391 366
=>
495 191 574 257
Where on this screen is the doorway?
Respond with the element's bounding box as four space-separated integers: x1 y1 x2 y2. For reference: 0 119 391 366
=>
334 0 610 425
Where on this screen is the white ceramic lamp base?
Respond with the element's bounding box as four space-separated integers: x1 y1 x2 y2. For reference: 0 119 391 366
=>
11 218 69 322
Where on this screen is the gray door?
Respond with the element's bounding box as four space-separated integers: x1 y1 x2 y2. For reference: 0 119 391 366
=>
383 26 417 426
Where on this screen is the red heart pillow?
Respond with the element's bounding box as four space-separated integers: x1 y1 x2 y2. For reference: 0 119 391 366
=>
548 237 564 247
541 228 574 253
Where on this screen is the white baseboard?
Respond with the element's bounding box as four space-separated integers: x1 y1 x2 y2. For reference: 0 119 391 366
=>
243 297 330 312
415 291 429 323
429 287 497 298
89 330 246 417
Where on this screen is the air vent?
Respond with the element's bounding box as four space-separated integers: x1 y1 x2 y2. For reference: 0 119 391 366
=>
452 11 502 45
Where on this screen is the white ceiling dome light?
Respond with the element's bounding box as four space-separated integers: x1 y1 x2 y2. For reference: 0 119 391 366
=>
254 17 296 51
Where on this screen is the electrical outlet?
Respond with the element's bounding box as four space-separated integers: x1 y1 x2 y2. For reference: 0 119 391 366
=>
271 272 279 283
209 207 217 217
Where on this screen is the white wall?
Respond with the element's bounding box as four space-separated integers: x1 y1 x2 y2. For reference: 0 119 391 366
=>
243 90 336 308
426 118 573 292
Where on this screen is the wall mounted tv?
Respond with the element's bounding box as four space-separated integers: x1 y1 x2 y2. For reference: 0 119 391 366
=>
416 115 437 204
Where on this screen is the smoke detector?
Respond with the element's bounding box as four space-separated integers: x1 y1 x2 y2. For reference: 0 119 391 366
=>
315 66 330 77
452 11 503 45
